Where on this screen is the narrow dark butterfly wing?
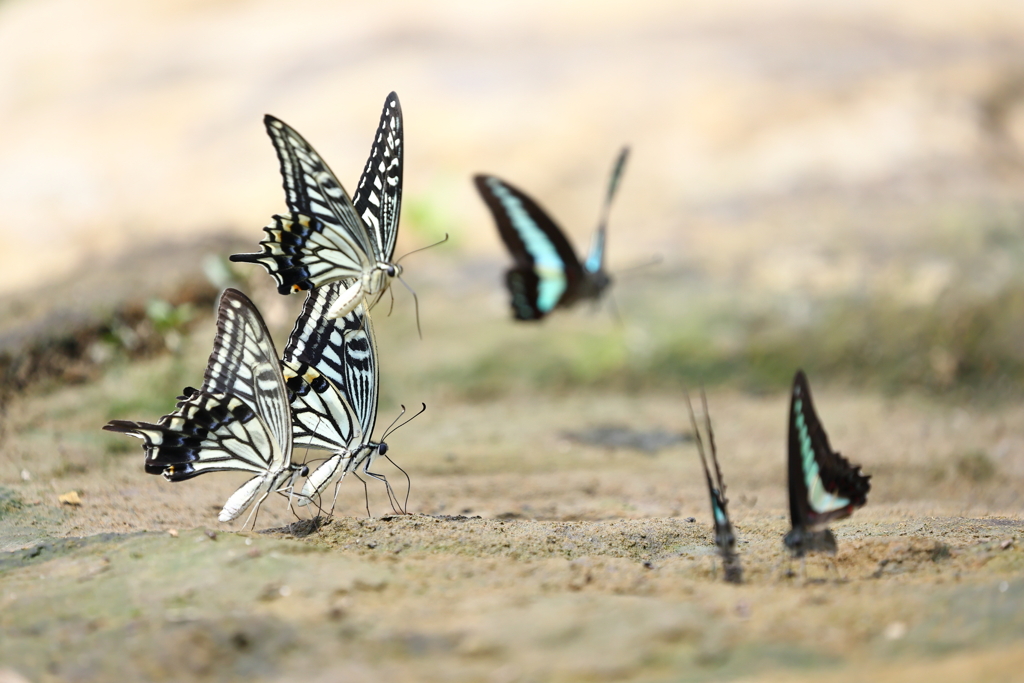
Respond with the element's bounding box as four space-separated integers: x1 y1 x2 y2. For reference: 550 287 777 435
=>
788 370 871 532
104 289 296 522
584 146 629 275
473 174 584 319
352 92 403 263
686 389 742 583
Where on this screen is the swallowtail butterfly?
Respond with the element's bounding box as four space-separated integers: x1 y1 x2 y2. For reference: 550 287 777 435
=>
231 92 403 320
104 289 304 525
785 370 871 557
685 389 742 583
279 281 394 512
473 147 628 321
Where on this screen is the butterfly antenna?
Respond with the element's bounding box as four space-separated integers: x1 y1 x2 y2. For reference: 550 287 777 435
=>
615 254 663 276
396 275 423 340
395 233 450 265
384 454 412 514
381 402 427 442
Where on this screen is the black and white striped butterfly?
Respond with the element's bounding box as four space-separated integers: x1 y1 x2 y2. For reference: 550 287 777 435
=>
473 147 628 321
280 281 405 514
785 370 871 557
104 289 305 526
231 92 403 321
685 389 743 584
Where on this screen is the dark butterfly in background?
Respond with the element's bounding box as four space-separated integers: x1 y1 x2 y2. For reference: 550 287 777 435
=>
685 388 743 584
104 289 305 527
785 370 871 557
474 147 629 321
231 92 403 320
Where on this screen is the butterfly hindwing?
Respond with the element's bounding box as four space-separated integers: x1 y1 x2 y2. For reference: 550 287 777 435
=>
104 289 296 523
788 370 870 531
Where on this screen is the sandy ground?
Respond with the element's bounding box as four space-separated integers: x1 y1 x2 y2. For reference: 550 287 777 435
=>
2 270 1024 682
2 1 1024 681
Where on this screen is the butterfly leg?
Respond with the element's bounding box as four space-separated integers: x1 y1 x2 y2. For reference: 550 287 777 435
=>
239 490 272 531
362 460 405 514
352 472 373 518
383 454 412 514
278 469 304 520
825 555 845 582
327 473 349 519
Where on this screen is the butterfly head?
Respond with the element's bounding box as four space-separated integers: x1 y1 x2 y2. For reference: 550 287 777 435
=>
584 269 613 299
383 263 402 279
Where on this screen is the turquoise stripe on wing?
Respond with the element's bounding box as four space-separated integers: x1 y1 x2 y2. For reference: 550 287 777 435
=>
794 398 851 515
486 178 567 312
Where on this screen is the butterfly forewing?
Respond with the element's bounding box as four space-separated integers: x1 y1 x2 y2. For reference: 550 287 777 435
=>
232 94 405 318
352 91 403 262
103 289 296 523
264 116 374 258
788 370 870 529
474 175 584 317
584 146 629 274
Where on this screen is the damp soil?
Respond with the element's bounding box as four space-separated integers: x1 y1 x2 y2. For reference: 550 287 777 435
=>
1 332 1023 682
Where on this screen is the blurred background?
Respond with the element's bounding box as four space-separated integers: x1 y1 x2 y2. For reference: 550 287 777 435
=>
4 4 1024 678
4 0 1024 401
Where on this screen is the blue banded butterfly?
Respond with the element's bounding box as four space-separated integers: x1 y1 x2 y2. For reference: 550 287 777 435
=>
474 147 628 321
785 370 871 557
685 389 742 583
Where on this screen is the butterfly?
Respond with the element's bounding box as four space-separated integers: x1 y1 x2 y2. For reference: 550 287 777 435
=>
103 289 305 526
279 280 409 515
474 147 629 321
685 389 742 583
784 370 871 557
231 92 403 321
